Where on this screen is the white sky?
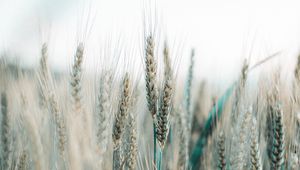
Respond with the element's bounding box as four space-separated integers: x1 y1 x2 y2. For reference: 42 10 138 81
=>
1 0 300 86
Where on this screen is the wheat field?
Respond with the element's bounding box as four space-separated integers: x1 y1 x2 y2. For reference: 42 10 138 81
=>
1 2 300 170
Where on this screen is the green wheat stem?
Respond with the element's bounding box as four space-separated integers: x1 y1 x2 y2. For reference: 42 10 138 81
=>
153 123 157 168
189 83 235 169
158 147 162 170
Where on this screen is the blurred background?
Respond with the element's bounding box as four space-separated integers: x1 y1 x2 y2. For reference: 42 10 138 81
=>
1 0 300 87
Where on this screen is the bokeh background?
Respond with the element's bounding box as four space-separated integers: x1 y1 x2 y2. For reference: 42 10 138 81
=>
1 0 300 87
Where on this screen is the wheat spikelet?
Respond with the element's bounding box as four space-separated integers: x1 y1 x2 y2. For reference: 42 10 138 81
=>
96 70 113 153
270 104 285 169
144 36 158 118
48 93 67 157
127 113 137 170
232 60 249 123
216 131 226 170
40 43 50 85
264 75 285 169
1 92 11 170
156 44 173 149
112 73 131 170
185 49 195 133
39 43 50 105
266 97 274 162
294 54 300 85
240 60 248 88
38 44 67 157
250 119 262 170
17 150 28 170
112 73 131 149
230 110 252 169
38 43 49 108
71 43 84 113
176 109 189 170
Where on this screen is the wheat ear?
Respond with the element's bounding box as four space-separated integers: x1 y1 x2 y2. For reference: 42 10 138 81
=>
144 36 157 118
112 73 131 148
294 54 300 84
70 43 84 113
48 93 67 157
176 109 189 170
40 43 50 85
185 49 195 133
156 44 173 149
232 60 249 123
112 73 131 170
1 92 11 170
17 150 28 170
250 119 262 170
217 131 226 170
96 70 112 153
127 113 137 170
38 44 67 157
270 104 285 169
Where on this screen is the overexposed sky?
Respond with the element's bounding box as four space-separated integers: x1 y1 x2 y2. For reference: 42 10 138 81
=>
1 0 300 85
